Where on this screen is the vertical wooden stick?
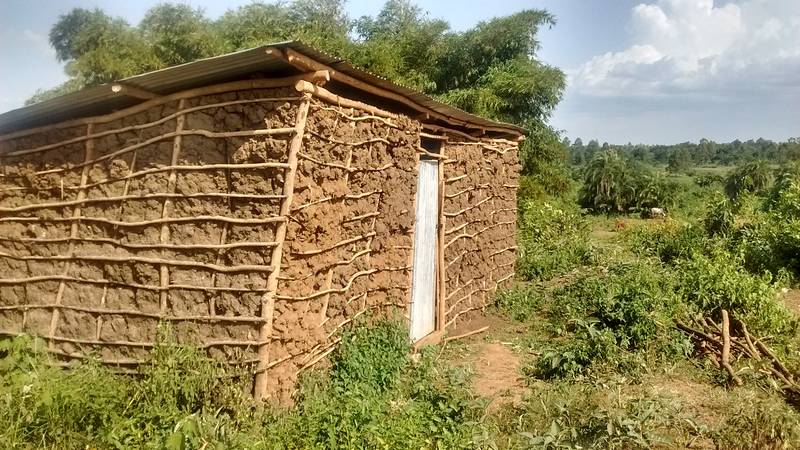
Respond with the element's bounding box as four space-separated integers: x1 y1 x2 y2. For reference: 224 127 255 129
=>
721 309 743 386
159 99 186 313
319 115 350 325
48 123 95 349
436 143 447 332
210 141 234 317
255 94 312 400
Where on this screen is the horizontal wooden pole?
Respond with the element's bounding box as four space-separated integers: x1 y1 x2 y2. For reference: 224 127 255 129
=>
0 74 328 142
0 251 275 273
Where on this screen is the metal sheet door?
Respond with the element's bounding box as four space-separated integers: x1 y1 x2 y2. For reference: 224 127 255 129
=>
410 160 439 341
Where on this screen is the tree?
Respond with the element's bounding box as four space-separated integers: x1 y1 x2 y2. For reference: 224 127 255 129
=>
666 147 691 173
578 150 632 213
725 160 773 201
139 4 225 66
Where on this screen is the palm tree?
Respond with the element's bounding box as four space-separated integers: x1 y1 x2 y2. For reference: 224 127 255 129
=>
579 150 631 213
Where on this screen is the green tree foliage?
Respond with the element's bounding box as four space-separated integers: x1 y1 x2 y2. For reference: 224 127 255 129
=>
666 147 691 173
724 160 773 201
578 150 632 213
578 151 678 214
569 137 800 169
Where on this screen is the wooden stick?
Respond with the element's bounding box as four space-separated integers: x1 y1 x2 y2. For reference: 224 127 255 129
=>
0 274 268 292
0 236 278 251
721 310 743 385
437 149 447 332
0 188 286 214
444 221 515 249
445 184 489 199
0 214 286 227
278 48 521 136
291 232 376 256
0 330 266 348
0 74 327 142
294 80 398 119
302 131 392 148
159 99 185 314
10 128 294 179
48 123 94 351
0 251 275 273
731 316 761 360
309 103 401 129
275 269 378 301
291 190 381 212
755 340 795 382
255 94 311 400
444 325 489 342
444 195 494 217
0 302 265 323
1 97 302 158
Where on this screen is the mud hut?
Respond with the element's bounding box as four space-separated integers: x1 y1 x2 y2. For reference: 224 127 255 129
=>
0 41 522 401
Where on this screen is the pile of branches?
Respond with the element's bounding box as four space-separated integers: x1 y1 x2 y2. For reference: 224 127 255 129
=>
677 309 799 402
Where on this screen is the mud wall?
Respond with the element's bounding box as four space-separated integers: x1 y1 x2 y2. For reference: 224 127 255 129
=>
265 98 418 402
442 138 519 328
0 84 302 369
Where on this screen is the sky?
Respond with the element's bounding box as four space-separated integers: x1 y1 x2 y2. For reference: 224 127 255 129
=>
0 0 798 145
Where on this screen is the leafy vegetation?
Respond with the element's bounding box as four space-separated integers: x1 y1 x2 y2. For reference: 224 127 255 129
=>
1 320 489 449
577 150 679 214
515 198 593 280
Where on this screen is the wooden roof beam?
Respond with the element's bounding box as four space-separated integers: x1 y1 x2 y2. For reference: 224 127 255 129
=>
266 46 517 136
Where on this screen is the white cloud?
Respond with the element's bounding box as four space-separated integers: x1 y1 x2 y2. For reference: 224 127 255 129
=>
571 0 800 100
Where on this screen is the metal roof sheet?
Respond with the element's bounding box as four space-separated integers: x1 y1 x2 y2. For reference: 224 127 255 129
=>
0 41 524 137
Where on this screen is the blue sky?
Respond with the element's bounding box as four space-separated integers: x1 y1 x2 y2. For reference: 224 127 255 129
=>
1 0 798 144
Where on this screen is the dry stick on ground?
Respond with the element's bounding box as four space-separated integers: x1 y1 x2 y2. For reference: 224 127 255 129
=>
443 326 489 343
721 310 743 386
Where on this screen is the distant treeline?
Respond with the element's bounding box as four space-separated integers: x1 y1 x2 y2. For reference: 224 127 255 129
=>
566 137 800 169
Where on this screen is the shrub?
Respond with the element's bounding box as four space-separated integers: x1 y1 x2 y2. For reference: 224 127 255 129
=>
675 251 793 336
703 194 736 236
623 221 706 264
494 284 544 322
724 160 772 201
695 173 723 187
0 331 257 449
516 199 593 280
0 320 491 449
501 382 693 449
533 262 690 378
270 319 486 449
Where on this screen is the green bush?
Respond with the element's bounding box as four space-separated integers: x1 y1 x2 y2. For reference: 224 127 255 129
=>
0 330 257 449
493 284 544 322
516 199 593 280
499 382 693 449
675 250 793 336
724 160 772 202
0 320 490 450
703 194 736 236
623 221 706 264
533 262 690 379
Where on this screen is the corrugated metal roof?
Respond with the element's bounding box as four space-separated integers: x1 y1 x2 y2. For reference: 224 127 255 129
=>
0 41 524 136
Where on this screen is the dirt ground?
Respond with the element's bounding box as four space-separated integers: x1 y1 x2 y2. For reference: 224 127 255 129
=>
444 314 527 409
